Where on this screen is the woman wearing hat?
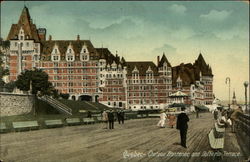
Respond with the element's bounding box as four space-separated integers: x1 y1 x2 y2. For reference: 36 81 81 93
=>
157 110 167 128
167 110 176 128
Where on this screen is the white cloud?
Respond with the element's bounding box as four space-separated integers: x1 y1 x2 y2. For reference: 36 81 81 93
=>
169 4 187 14
200 10 232 21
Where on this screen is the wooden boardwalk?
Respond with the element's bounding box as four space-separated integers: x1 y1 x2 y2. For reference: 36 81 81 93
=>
0 112 246 162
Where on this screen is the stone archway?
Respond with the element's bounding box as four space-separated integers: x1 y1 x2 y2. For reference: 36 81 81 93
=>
79 95 92 101
72 96 76 101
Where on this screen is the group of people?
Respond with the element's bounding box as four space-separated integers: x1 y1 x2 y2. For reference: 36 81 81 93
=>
157 107 190 148
213 105 243 133
157 110 176 128
102 109 125 129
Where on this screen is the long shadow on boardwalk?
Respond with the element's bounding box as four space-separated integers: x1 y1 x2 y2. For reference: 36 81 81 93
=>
0 112 246 162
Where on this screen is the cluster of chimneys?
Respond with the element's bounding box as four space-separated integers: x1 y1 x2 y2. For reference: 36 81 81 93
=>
48 34 80 41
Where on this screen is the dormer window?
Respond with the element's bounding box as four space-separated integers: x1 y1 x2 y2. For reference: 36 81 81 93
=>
66 44 75 62
51 44 61 61
81 54 88 61
18 27 25 41
67 55 74 61
177 76 182 88
80 45 89 61
53 56 59 61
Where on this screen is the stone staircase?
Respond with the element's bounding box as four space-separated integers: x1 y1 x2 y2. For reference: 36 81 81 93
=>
39 95 72 115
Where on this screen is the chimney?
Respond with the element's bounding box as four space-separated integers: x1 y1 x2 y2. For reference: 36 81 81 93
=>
38 28 46 41
157 56 160 66
49 35 52 41
77 34 80 41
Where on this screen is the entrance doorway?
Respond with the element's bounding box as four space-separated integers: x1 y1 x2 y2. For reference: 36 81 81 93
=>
79 95 92 101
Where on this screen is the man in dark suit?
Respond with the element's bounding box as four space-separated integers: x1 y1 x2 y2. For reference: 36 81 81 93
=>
176 106 190 148
108 110 115 129
120 109 125 124
116 110 121 124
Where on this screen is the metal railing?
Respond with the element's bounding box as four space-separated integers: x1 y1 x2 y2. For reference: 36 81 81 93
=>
235 112 250 159
39 95 72 115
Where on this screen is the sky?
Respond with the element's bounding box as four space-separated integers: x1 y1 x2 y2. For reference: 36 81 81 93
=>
1 1 249 102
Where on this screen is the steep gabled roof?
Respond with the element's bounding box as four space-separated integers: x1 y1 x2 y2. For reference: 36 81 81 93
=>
172 63 196 87
126 61 159 76
193 53 213 77
95 48 121 65
158 53 171 67
40 40 98 61
7 6 40 42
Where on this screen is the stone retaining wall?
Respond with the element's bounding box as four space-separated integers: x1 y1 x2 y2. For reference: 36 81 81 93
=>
0 93 34 116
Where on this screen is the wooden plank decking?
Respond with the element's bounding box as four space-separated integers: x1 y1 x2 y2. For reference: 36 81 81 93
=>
0 113 246 162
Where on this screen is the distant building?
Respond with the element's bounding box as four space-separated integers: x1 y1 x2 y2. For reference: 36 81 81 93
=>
172 54 213 105
6 6 214 109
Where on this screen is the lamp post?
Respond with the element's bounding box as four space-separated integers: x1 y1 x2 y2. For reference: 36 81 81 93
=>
244 81 248 113
226 77 231 108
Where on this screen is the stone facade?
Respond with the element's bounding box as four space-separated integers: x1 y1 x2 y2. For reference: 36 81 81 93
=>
0 93 34 116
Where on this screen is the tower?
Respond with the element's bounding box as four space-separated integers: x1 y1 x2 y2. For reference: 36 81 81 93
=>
17 42 23 75
232 90 237 105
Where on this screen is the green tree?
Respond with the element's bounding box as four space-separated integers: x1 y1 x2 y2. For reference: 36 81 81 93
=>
15 68 57 96
0 38 10 86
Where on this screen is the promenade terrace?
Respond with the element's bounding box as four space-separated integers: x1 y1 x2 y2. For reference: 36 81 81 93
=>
0 113 246 162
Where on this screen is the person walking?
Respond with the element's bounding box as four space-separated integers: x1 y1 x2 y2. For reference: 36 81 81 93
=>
120 109 125 124
167 111 176 128
87 111 92 118
213 108 219 120
157 110 166 128
108 110 115 129
230 106 243 133
195 106 199 118
117 110 121 124
176 106 190 148
102 110 108 129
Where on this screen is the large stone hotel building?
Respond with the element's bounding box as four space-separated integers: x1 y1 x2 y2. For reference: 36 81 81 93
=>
6 7 213 110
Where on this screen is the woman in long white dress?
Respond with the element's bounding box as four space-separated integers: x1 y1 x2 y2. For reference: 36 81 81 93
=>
157 111 167 128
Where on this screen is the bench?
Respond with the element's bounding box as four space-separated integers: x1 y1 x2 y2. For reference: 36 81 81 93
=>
148 114 160 118
45 119 63 128
0 123 8 133
83 118 95 124
125 113 137 120
66 118 81 126
12 121 39 131
137 114 142 118
208 129 224 150
215 123 225 133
